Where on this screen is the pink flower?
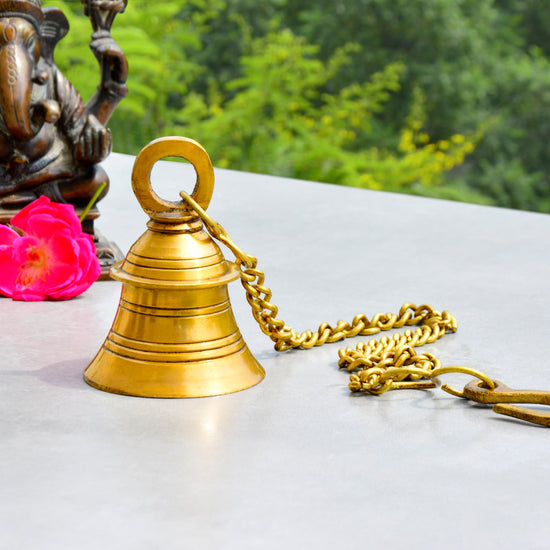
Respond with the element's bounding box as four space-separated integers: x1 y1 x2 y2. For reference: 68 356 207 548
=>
0 196 101 301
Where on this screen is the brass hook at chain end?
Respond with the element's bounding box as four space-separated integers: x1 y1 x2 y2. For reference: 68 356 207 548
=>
430 365 496 398
379 364 550 427
462 379 550 427
493 403 550 427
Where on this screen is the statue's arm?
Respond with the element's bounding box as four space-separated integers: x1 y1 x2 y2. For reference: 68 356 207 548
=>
85 32 128 126
55 70 112 165
55 70 86 141
41 2 126 161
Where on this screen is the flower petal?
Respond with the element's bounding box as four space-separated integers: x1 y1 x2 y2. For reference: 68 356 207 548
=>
0 225 20 245
49 235 100 300
21 214 73 241
0 243 17 297
11 196 81 237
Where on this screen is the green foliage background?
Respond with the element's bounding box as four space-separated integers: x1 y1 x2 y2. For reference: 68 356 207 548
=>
45 0 550 212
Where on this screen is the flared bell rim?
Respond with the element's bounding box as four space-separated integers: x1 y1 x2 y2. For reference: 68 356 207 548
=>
84 345 265 398
84 373 265 399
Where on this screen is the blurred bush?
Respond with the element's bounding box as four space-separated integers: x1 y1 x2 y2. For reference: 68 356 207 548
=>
44 0 550 212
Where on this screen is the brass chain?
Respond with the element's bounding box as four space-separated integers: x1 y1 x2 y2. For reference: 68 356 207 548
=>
178 196 550 426
180 192 459 394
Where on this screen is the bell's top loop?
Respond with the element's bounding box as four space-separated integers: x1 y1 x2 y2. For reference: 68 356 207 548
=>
131 136 214 223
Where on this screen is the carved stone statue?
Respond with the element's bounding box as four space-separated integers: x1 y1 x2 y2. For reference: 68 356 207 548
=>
0 0 128 270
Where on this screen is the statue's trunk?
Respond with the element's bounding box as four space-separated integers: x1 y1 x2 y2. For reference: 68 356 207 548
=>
0 43 36 141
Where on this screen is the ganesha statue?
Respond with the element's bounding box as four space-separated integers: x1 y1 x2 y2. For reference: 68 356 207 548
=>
0 0 128 270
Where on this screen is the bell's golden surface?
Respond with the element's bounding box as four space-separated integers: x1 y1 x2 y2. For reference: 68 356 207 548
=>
84 137 265 397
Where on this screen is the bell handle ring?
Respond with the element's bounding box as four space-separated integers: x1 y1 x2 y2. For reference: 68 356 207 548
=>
131 136 215 223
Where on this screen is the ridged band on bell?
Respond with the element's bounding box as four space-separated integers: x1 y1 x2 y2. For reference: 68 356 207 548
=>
84 137 265 398
0 1 44 29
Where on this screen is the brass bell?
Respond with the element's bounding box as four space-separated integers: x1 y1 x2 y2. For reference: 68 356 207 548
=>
84 137 265 397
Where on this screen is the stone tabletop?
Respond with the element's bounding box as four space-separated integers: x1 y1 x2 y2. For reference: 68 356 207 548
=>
1 152 549 549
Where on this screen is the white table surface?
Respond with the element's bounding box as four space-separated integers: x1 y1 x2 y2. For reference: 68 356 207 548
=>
1 151 549 549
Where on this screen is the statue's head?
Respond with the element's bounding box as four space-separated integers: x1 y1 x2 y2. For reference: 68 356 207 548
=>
0 0 62 141
0 1 43 30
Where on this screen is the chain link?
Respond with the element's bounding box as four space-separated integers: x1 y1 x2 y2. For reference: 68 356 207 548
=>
180 192 459 394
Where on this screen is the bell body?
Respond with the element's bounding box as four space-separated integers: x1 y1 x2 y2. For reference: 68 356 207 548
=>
84 217 265 398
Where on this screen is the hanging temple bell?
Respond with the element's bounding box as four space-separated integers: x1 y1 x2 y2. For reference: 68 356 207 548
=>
84 137 265 398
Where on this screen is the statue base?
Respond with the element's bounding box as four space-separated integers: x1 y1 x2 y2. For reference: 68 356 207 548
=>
90 227 124 281
0 205 123 281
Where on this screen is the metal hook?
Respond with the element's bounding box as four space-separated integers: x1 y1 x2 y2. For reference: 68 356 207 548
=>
462 380 550 427
431 365 496 398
